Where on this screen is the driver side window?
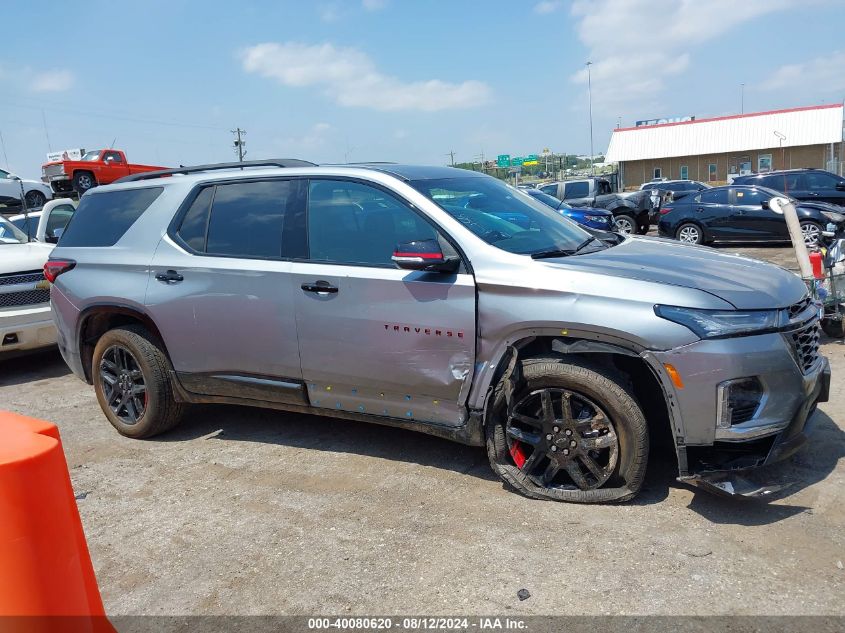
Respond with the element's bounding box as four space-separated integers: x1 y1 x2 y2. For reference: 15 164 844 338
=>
306 180 440 267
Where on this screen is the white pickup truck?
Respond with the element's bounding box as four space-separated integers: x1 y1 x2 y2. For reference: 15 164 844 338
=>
8 198 77 243
0 202 75 356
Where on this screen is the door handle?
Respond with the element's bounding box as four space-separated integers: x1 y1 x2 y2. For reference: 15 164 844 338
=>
155 270 184 283
696 207 704 212
301 281 338 294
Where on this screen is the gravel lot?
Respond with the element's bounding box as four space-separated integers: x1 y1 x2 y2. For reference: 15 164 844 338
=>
2 242 843 616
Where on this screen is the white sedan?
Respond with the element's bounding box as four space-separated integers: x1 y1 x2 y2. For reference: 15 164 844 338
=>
0 167 53 210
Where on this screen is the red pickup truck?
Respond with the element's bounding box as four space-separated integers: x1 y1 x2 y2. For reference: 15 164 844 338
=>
41 150 168 196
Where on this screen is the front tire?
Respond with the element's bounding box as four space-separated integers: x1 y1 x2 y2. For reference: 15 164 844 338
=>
92 325 185 438
613 213 637 235
73 171 96 194
486 357 649 503
821 318 845 339
676 222 703 244
800 220 822 246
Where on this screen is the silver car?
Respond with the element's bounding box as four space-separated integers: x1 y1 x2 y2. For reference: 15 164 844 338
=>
47 161 830 502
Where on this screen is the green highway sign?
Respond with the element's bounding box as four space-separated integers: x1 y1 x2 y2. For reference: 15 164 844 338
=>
511 156 524 166
496 154 511 168
524 154 539 166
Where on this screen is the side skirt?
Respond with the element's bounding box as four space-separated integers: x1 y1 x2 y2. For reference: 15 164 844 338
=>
169 370 485 447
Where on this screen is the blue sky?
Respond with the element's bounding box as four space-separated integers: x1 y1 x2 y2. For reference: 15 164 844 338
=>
1 0 844 179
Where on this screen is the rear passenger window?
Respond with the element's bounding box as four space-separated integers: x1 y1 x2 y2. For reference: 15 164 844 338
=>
699 189 729 205
307 180 437 266
176 187 213 251
176 180 305 259
59 187 163 247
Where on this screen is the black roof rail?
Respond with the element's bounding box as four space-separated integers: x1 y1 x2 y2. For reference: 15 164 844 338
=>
114 158 317 184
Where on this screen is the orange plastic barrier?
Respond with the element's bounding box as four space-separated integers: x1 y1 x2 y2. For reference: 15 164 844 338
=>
0 411 112 631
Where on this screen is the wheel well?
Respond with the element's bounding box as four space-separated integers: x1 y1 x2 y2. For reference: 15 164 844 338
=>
78 308 166 383
489 336 675 452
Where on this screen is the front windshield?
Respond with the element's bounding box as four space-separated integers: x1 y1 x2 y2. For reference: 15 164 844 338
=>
411 176 592 256
0 217 29 244
527 190 563 209
80 151 101 161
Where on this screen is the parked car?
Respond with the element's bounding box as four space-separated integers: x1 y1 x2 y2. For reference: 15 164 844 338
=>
639 179 710 197
0 168 53 211
733 169 845 207
9 198 77 242
539 177 652 235
41 149 169 197
47 160 829 502
0 216 57 356
522 188 613 230
657 185 845 245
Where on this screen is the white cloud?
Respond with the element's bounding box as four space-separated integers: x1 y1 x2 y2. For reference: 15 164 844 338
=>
757 50 845 94
569 0 796 114
533 1 563 14
29 69 74 92
362 0 388 10
281 122 333 151
241 42 491 112
319 4 340 22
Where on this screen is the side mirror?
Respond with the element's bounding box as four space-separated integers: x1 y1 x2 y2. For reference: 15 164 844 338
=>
836 182 845 191
761 199 770 209
392 239 459 273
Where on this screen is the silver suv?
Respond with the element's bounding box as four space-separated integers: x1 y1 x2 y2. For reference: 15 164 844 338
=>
47 160 831 502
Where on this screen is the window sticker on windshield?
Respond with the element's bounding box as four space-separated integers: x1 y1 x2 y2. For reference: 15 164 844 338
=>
737 191 744 198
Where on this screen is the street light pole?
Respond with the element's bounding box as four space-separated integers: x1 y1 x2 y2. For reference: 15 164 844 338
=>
586 61 595 176
741 83 745 114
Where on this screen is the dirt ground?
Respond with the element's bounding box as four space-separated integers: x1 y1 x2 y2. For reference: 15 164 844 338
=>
1 242 843 616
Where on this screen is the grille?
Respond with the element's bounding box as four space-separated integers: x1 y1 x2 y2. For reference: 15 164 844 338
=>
0 270 50 308
788 295 813 320
730 404 759 425
43 164 65 179
790 321 821 373
0 289 50 308
0 270 43 286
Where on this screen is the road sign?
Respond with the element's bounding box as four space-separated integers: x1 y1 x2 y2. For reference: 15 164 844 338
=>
524 154 539 166
511 156 524 166
497 154 511 168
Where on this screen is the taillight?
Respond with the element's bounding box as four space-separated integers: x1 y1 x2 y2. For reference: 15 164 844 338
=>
43 259 76 283
659 207 673 215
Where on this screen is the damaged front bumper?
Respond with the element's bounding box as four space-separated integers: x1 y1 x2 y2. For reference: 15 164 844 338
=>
680 356 830 497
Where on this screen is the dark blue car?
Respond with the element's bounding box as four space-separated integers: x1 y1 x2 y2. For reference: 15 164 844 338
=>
522 188 614 230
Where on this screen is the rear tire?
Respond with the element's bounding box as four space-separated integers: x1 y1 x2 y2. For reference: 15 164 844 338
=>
92 325 185 438
676 222 703 244
24 190 47 209
486 357 649 503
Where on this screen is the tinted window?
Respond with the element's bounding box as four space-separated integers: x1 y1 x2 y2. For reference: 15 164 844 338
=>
563 181 589 199
699 188 729 204
59 187 163 247
103 151 123 163
307 180 437 266
734 188 768 206
412 176 591 256
526 190 563 209
176 187 213 252
46 206 75 237
205 180 299 259
806 172 838 190
539 184 558 196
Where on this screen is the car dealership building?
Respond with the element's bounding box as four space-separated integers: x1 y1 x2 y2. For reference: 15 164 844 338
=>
605 103 845 190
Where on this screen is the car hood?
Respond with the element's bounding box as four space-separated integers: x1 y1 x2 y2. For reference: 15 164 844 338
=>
0 242 54 275
540 236 807 309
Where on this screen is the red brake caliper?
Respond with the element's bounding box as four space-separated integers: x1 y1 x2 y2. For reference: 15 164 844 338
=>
509 441 527 469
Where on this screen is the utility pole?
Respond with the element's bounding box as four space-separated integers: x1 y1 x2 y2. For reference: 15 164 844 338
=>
446 150 455 166
0 129 9 168
231 128 246 162
586 61 595 176
740 83 745 114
